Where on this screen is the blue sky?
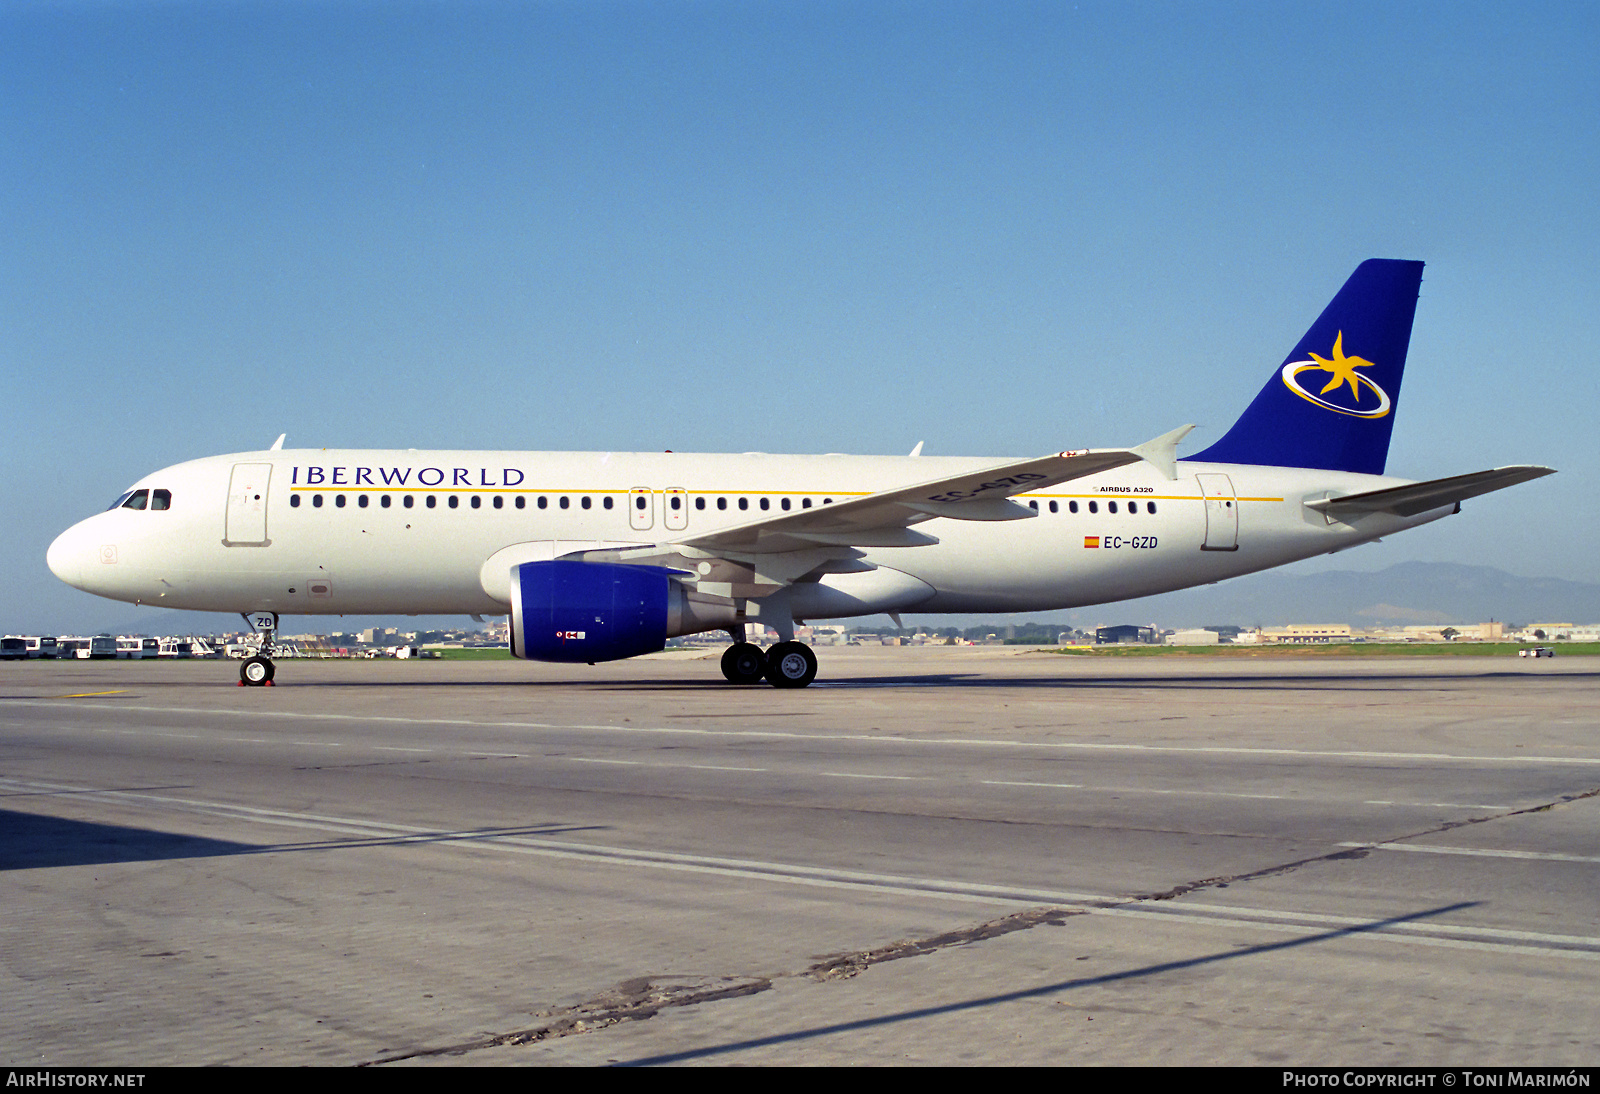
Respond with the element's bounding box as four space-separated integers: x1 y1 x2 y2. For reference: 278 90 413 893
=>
5 1 1596 635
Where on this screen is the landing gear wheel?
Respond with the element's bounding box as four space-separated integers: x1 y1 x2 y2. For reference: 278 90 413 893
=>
764 642 818 689
720 643 767 684
240 656 275 686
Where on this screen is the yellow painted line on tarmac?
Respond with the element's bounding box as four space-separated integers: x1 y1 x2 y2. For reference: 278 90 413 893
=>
55 690 130 699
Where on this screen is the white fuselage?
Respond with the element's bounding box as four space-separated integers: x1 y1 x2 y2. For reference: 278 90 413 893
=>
47 448 1452 624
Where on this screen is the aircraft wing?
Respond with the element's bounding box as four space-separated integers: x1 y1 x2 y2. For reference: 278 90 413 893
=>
677 428 1191 555
1305 465 1556 520
554 427 1193 598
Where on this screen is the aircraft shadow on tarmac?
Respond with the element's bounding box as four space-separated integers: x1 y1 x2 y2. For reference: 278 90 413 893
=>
0 809 256 870
139 667 1600 694
0 810 606 871
533 669 1600 692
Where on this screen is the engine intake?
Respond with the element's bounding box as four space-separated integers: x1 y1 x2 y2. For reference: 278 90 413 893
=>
509 561 737 663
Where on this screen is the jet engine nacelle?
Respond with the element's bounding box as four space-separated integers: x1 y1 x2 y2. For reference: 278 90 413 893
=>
508 560 738 663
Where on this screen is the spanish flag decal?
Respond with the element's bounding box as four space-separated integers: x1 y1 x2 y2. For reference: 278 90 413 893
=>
1083 536 1100 548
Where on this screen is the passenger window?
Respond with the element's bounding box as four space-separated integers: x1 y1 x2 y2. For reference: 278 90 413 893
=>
358 495 369 508
739 498 749 511
802 498 812 509
122 490 149 510
1049 501 1058 513
1088 501 1097 514
671 496 682 511
336 494 346 508
1108 501 1117 514
1149 502 1157 514
581 496 592 510
493 496 503 509
560 496 569 509
780 498 790 511
515 497 525 510
633 496 645 510
448 496 459 509
1028 500 1038 511
695 497 706 511
313 495 324 508
404 495 414 509
290 495 301 508
759 498 770 511
603 496 613 510
381 495 391 508
471 496 482 509
1069 500 1079 513
426 496 436 509
718 497 727 511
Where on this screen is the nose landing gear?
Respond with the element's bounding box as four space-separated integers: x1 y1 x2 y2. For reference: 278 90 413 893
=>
239 655 275 686
238 611 279 687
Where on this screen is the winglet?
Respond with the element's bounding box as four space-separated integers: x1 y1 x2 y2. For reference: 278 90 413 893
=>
1131 424 1195 480
908 441 924 457
269 434 286 451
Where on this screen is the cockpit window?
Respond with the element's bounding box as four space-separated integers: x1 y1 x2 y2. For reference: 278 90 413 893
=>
109 488 171 512
107 491 136 511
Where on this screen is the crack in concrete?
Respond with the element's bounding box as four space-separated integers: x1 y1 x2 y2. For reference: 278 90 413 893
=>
804 906 1087 981
359 783 1597 1065
361 975 773 1065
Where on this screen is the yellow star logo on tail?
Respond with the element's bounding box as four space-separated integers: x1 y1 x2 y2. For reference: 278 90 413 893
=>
1307 332 1376 403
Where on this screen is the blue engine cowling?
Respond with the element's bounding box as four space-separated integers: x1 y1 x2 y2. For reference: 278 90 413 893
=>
510 560 673 663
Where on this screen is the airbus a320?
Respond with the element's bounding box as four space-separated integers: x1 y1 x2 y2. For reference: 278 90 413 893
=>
48 260 1553 687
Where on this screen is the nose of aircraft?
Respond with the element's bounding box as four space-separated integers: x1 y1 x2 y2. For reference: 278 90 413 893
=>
47 520 94 591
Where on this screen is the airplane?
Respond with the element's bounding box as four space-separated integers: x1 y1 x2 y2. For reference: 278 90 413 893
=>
47 259 1554 688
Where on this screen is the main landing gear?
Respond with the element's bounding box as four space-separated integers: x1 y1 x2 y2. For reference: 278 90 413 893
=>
720 641 819 689
238 610 278 687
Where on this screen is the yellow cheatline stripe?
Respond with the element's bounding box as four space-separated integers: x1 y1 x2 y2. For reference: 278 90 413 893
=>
286 486 874 497
287 484 1288 502
1025 494 1285 502
56 690 130 699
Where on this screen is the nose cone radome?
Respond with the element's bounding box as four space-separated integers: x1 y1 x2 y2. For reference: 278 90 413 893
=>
47 520 94 591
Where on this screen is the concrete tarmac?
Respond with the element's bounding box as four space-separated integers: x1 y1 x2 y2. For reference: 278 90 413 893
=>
2 646 1596 1066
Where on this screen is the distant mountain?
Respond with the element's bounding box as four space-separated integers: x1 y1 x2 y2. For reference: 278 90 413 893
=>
1067 562 1600 628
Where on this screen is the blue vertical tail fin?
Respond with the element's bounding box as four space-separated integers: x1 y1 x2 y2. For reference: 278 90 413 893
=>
1189 259 1425 475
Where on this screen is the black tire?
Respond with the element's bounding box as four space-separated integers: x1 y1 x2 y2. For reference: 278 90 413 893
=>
240 656 275 686
720 643 767 684
764 642 817 688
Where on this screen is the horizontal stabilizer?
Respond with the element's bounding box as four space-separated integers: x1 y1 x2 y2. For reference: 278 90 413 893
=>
1305 466 1555 519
